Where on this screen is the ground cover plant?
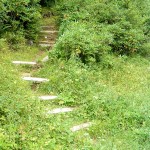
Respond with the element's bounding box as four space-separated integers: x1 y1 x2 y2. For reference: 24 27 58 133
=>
0 40 50 149
0 38 150 149
35 55 150 149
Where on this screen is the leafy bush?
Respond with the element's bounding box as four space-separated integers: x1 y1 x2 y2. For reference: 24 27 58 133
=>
53 22 113 63
0 0 41 40
53 0 150 63
3 31 27 50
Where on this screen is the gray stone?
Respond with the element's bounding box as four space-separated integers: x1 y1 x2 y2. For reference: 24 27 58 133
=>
47 108 74 114
39 43 54 47
39 95 57 100
40 30 58 33
70 122 92 132
22 77 49 83
42 56 49 62
12 61 36 65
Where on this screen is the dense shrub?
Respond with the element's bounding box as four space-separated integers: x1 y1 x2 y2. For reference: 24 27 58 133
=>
54 22 113 64
0 0 41 40
53 0 150 63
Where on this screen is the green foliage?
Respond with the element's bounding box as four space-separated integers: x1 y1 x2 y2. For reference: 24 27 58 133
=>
1 39 149 149
0 2 150 149
36 56 150 149
54 22 113 64
0 44 51 149
0 38 9 52
53 0 150 64
0 0 41 40
3 31 26 50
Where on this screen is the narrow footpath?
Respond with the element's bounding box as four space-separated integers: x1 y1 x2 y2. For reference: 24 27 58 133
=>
12 16 92 136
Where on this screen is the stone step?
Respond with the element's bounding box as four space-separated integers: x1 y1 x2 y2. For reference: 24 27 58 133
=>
42 56 49 62
39 34 58 38
12 61 36 65
41 26 56 30
70 122 92 132
39 43 54 47
40 32 58 37
39 95 58 100
40 30 58 34
40 35 57 41
39 41 55 44
47 108 74 114
22 77 49 83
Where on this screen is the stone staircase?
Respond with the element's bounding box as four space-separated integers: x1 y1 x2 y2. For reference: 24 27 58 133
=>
39 26 58 49
12 24 92 133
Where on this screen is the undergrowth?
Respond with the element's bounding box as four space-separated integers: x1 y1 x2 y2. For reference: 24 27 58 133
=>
0 42 150 149
35 55 150 149
0 41 49 149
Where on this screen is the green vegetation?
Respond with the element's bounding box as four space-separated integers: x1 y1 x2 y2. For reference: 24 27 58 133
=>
0 0 150 149
36 56 150 149
53 0 150 63
0 0 41 40
0 41 46 149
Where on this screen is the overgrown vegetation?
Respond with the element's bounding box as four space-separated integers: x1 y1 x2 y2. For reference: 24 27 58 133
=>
0 0 150 149
0 0 41 41
53 0 150 64
1 38 149 149
0 40 49 149
36 56 150 149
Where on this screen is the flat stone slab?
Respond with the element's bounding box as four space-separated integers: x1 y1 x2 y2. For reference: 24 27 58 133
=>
41 26 56 30
40 30 58 33
42 56 49 62
39 95 58 100
22 77 49 83
47 108 74 114
39 41 55 44
40 36 56 40
39 43 54 47
41 26 55 27
12 61 36 65
70 122 92 132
